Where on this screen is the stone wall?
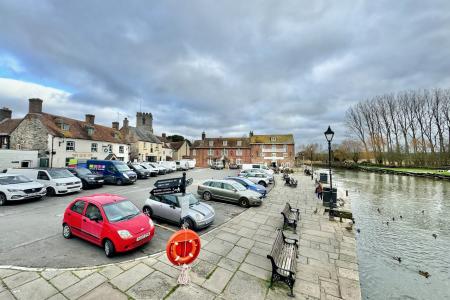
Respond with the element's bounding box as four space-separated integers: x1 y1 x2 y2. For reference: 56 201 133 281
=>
10 115 49 157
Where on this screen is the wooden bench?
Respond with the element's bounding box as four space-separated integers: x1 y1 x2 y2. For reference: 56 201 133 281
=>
281 202 300 233
267 229 299 297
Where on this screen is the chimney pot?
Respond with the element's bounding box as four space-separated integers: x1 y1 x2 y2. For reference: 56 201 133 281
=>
85 114 95 125
112 121 119 130
28 98 43 114
162 133 166 138
0 107 12 122
123 117 129 128
201 131 206 140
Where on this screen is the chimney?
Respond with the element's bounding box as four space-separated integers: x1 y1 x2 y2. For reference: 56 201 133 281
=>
162 133 166 139
85 114 95 125
0 107 12 122
29 98 43 114
123 117 129 129
112 121 119 130
249 131 254 137
202 131 206 140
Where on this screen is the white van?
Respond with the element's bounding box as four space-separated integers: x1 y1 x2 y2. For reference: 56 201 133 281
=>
176 160 189 171
158 161 176 172
186 159 196 169
7 168 82 196
241 164 274 175
0 173 46 206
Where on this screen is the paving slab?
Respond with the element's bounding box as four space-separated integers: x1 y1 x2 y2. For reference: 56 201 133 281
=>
50 271 80 291
0 290 15 300
204 238 234 256
99 265 124 279
239 262 270 281
72 269 97 279
62 273 107 299
217 257 241 272
236 237 255 249
244 253 272 271
216 231 241 243
166 283 215 300
202 267 233 294
41 269 66 280
110 263 154 291
226 246 249 263
47 293 68 300
0 269 19 279
3 271 39 289
126 271 176 300
11 278 58 300
221 271 267 300
79 283 128 300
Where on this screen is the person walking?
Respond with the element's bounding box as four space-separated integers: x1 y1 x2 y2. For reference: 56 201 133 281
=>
317 181 323 200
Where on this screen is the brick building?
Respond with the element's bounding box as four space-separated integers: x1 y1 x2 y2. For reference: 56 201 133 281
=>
191 131 295 168
191 132 251 168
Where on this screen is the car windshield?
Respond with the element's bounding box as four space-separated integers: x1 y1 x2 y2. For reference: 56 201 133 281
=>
0 175 33 185
103 200 140 222
48 169 74 178
234 177 254 186
132 164 144 170
114 163 131 171
230 182 247 191
183 194 200 205
75 168 92 175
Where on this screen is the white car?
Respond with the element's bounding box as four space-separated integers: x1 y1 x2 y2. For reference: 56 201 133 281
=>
7 168 82 196
241 164 274 175
159 161 176 172
238 170 271 187
176 160 189 171
0 173 46 206
240 168 274 183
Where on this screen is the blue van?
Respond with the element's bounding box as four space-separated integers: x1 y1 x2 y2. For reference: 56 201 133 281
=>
86 160 137 185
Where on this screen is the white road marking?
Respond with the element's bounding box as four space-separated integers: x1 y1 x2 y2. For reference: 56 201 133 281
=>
154 223 176 232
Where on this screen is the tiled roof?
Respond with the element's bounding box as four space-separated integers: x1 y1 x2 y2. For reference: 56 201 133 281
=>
126 127 161 144
250 134 294 144
39 113 126 144
192 137 250 148
0 118 22 135
169 141 184 151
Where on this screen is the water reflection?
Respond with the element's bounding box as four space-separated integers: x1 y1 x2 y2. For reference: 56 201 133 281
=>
335 170 450 300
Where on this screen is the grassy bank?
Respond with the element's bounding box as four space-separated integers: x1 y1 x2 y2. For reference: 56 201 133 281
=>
359 165 450 178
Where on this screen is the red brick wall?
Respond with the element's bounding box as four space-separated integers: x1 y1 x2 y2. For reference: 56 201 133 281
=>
191 148 251 167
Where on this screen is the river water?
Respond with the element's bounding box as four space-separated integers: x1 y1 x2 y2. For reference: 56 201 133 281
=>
334 170 450 300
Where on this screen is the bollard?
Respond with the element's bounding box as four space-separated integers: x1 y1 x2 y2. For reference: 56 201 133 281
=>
346 190 348 196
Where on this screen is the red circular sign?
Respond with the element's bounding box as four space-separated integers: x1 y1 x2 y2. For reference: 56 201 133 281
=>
166 229 201 266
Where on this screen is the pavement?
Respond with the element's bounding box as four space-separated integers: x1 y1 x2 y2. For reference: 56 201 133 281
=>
0 171 362 300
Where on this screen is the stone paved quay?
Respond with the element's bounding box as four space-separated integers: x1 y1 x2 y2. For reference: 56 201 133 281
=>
0 172 361 300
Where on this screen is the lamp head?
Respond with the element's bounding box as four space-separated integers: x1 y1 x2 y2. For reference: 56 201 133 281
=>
324 126 334 142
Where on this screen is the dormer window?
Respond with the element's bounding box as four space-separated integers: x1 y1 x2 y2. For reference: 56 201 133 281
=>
223 140 227 146
61 123 70 131
87 127 94 136
270 136 277 142
209 141 214 147
237 140 242 146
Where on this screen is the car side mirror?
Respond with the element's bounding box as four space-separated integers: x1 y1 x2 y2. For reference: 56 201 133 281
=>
170 204 176 209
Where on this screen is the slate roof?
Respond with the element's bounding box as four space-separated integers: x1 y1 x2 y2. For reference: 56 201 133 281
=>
0 118 22 135
250 134 294 144
38 113 126 144
169 141 184 151
126 126 161 144
191 137 250 148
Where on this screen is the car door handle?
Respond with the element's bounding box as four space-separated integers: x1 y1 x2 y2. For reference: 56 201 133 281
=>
83 218 87 222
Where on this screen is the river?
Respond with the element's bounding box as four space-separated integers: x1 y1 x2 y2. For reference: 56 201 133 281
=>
334 170 450 300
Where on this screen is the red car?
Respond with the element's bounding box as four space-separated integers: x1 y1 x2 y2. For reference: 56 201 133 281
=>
62 193 155 257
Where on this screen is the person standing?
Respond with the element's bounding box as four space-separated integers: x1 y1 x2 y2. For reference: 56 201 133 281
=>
317 181 323 200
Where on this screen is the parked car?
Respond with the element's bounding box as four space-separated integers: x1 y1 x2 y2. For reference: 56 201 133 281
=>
67 167 104 189
62 194 155 257
238 170 271 187
228 163 240 169
186 159 196 169
242 164 274 175
143 162 167 175
0 173 46 206
143 192 215 230
128 163 151 179
7 168 82 195
226 176 267 197
176 160 189 171
158 161 176 172
239 168 274 183
139 163 158 177
86 160 137 185
197 179 262 207
210 161 224 170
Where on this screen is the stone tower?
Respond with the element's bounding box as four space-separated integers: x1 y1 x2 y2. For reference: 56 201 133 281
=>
136 112 153 133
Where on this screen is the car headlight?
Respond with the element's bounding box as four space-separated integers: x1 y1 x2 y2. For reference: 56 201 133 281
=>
194 213 202 221
123 173 129 179
117 230 133 239
56 183 64 186
148 218 154 227
7 189 22 192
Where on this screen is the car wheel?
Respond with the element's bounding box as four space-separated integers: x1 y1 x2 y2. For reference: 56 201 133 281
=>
116 179 123 185
62 223 72 239
104 239 115 257
203 191 212 201
239 197 249 208
81 180 88 189
258 181 267 187
0 193 7 206
143 206 153 218
46 187 56 196
184 218 196 230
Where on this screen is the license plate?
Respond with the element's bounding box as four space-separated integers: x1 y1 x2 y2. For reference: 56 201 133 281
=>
136 232 150 241
97 180 104 183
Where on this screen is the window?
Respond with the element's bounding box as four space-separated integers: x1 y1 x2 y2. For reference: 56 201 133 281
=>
237 140 242 146
223 183 235 191
270 136 277 142
272 153 276 157
236 148 242 156
91 143 98 152
108 144 112 153
71 200 85 214
272 144 276 151
161 195 178 207
66 141 75 151
62 123 70 131
85 204 102 221
223 140 227 146
236 159 242 165
222 149 228 156
119 146 124 154
144 142 147 149
87 127 94 136
208 148 213 156
210 181 223 188
193 149 197 156
284 153 288 157
260 151 264 157
37 171 49 180
209 141 214 147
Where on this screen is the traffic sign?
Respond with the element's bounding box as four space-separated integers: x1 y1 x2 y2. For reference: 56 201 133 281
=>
154 178 182 189
150 187 181 196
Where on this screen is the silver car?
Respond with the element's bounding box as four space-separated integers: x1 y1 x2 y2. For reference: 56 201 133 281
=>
238 170 271 187
197 179 263 207
143 193 215 230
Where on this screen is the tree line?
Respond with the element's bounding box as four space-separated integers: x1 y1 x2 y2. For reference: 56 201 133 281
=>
345 88 450 167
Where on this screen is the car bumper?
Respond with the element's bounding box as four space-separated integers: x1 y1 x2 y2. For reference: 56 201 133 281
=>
249 198 263 206
115 226 155 252
86 180 104 186
196 214 215 229
8 190 46 201
55 185 82 194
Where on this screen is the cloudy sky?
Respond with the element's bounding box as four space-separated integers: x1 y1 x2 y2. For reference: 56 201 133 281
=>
1 0 450 149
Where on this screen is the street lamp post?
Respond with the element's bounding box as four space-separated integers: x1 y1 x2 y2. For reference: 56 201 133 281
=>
324 126 335 219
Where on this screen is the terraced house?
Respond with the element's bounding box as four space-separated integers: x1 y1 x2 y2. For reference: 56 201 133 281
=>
191 131 295 168
2 98 130 168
